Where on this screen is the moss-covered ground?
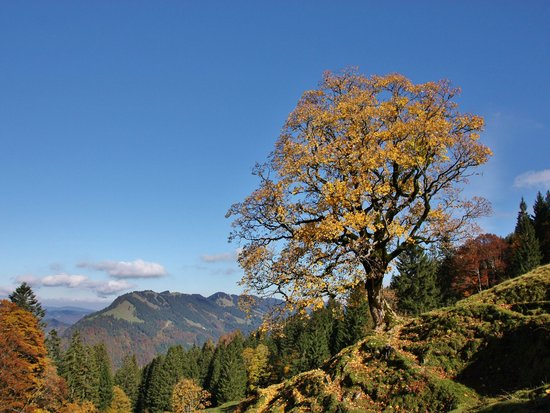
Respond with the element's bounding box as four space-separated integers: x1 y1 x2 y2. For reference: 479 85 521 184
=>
237 265 550 412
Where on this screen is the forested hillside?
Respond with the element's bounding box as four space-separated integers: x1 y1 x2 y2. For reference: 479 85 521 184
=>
65 290 278 367
239 265 550 412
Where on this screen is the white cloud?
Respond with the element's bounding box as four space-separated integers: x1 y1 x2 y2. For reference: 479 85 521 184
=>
42 274 88 288
78 259 167 278
38 273 134 297
514 169 550 189
93 280 133 297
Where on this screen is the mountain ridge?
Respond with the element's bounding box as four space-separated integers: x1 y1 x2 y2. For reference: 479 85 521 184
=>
65 289 279 367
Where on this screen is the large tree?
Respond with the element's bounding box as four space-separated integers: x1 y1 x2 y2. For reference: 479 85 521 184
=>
228 70 491 329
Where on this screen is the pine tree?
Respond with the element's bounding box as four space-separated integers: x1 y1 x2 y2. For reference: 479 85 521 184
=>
216 334 247 404
197 340 215 387
204 344 224 398
62 331 98 404
510 198 541 277
93 343 114 412
436 238 460 305
114 354 141 408
9 282 45 324
392 245 442 314
533 191 550 265
45 328 63 369
144 355 169 413
297 305 333 372
341 285 372 347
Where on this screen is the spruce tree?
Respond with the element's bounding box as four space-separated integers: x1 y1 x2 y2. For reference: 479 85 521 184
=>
114 354 141 408
93 343 114 411
144 355 169 413
198 340 215 387
341 285 372 347
392 245 441 314
45 328 63 369
9 282 45 323
62 331 98 404
216 334 247 404
533 191 550 264
510 198 541 277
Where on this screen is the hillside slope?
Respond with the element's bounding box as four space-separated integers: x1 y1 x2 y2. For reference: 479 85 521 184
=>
66 290 277 367
239 265 550 412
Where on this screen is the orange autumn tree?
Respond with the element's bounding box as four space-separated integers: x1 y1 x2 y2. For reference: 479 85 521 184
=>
228 70 491 329
451 233 510 297
0 299 49 412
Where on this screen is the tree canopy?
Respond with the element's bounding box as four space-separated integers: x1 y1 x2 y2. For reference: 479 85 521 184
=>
228 70 491 328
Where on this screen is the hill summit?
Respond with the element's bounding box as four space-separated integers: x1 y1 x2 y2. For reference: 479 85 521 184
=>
239 265 550 412
66 290 277 367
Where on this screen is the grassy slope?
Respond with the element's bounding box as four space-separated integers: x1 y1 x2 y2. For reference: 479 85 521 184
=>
238 265 550 413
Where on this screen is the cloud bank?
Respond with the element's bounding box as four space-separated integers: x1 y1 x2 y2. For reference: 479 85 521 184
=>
514 169 550 189
32 273 133 297
78 259 167 278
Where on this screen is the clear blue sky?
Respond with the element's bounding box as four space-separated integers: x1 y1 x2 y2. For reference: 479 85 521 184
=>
1 1 549 309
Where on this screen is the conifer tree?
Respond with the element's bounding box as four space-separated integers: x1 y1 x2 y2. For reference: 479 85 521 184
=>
135 362 153 413
341 285 373 348
182 345 201 381
62 331 98 404
436 238 460 305
114 354 141 408
9 281 45 324
93 343 114 411
297 305 333 371
392 245 441 314
510 198 541 277
533 191 550 264
198 340 215 387
144 355 169 413
216 334 247 404
45 328 63 369
205 344 224 398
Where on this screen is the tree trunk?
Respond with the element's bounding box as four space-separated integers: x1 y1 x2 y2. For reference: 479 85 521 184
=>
365 276 385 330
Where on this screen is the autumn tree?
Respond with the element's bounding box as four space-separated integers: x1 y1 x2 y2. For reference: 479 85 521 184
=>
242 343 270 391
450 233 509 297
171 378 210 413
0 300 48 412
106 386 132 413
9 281 46 324
228 70 491 329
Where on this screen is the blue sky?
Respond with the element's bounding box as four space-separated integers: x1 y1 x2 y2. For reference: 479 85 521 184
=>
1 1 549 309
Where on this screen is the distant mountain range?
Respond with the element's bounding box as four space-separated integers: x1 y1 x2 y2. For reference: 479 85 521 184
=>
44 306 94 333
64 290 279 367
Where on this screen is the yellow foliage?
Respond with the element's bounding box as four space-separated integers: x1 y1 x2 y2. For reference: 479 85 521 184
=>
228 69 491 329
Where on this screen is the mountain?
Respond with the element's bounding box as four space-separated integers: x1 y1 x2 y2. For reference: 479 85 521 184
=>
44 306 94 333
65 290 279 367
240 265 550 412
